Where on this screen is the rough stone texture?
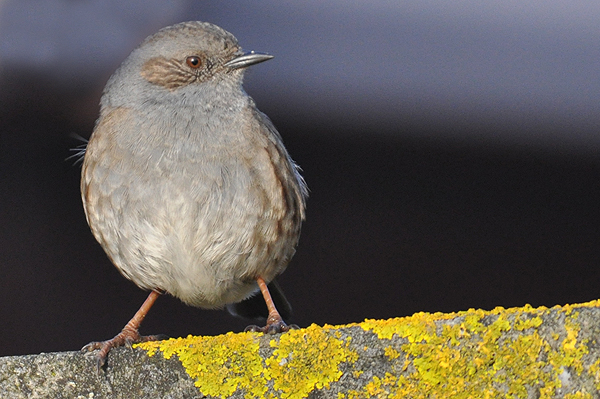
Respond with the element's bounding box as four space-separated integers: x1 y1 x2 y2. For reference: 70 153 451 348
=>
0 347 202 398
3 301 600 398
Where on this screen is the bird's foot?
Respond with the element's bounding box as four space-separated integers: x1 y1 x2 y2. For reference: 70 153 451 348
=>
244 314 299 334
81 328 168 372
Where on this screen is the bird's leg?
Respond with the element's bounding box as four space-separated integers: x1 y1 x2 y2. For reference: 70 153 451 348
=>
245 277 298 334
81 290 168 371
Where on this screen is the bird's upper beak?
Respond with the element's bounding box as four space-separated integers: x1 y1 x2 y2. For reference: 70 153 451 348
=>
225 51 274 70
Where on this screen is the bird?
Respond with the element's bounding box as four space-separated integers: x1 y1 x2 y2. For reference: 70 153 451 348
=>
79 21 307 369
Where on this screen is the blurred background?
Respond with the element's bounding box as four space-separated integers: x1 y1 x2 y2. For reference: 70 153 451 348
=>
2 0 600 357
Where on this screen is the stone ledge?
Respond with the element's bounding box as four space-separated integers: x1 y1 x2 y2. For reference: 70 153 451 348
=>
2 301 600 398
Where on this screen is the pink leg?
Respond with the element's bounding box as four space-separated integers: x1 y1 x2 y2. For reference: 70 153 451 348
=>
81 290 167 371
245 277 297 334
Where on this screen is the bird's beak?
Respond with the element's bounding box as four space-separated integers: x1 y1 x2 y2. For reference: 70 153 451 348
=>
225 51 274 70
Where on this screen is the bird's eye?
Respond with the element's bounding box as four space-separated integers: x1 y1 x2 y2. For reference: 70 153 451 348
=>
186 56 202 69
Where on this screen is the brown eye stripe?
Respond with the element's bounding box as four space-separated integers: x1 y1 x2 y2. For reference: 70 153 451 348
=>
140 56 197 89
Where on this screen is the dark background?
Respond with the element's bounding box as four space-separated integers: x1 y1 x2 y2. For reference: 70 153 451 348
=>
2 1 600 357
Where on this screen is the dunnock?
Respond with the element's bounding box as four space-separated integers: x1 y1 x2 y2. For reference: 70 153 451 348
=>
80 21 307 368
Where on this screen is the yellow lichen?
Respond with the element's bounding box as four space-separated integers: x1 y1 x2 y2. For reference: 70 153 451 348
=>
137 332 267 398
360 317 406 340
134 300 600 398
588 358 600 390
265 324 358 398
547 315 588 376
136 324 357 399
514 315 543 331
384 346 401 360
352 302 595 398
565 392 594 399
343 373 398 399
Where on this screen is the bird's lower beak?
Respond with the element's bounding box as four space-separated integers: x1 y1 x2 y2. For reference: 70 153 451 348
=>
225 51 274 70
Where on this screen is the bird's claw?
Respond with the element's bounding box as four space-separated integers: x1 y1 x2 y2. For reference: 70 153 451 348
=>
81 331 169 373
244 317 298 334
